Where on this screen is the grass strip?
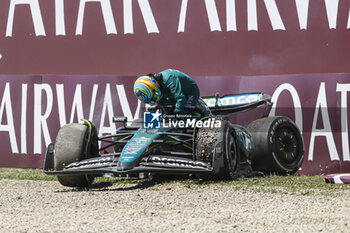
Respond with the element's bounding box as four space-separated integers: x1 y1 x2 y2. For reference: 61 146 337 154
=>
0 168 57 181
1 168 349 195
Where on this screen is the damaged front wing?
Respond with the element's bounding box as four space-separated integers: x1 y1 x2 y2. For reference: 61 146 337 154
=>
43 143 213 176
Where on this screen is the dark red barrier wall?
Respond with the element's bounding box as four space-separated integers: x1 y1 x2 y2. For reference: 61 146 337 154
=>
0 0 349 76
0 0 350 173
1 74 350 174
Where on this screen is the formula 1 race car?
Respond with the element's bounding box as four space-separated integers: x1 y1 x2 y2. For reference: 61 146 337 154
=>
43 92 304 187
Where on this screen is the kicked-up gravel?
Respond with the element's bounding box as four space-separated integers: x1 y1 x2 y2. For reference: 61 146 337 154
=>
0 179 349 233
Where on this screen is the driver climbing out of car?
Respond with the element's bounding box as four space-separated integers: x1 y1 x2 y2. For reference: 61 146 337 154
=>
133 69 261 178
133 69 211 118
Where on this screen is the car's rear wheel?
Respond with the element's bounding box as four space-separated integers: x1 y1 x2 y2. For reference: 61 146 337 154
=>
195 120 240 180
247 116 304 175
54 123 98 187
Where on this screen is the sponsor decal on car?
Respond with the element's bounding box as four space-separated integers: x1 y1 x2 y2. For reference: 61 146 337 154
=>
203 93 261 107
66 156 114 169
150 156 209 169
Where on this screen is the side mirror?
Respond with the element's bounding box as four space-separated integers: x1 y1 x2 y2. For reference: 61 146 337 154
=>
112 116 128 123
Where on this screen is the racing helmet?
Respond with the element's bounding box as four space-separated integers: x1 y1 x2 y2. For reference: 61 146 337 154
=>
133 75 162 105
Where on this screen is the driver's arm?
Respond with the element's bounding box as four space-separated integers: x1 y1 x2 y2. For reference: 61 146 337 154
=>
165 78 186 114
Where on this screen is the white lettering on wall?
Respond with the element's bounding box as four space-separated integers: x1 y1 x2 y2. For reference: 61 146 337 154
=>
34 84 53 154
55 0 65 35
247 0 258 31
205 0 222 31
116 85 141 125
69 84 85 123
57 84 98 126
336 83 350 161
88 84 99 121
308 82 339 161
123 0 159 34
56 84 66 127
264 0 285 30
99 84 116 136
4 0 350 36
1 80 348 167
124 0 133 34
76 0 117 35
295 0 309 30
178 0 188 32
178 0 222 32
0 83 18 154
137 0 159 33
21 84 28 154
226 0 237 31
248 0 285 31
269 83 303 132
325 0 339 29
6 0 46 37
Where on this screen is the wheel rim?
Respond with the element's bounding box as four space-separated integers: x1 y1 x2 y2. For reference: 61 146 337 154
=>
274 127 299 164
226 131 238 177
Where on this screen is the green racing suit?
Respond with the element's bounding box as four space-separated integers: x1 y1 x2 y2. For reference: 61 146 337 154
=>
155 69 210 117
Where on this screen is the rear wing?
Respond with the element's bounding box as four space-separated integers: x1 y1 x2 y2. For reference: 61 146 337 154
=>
202 92 272 115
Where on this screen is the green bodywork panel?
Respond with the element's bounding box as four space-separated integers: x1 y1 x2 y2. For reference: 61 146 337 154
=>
232 125 252 157
119 128 168 163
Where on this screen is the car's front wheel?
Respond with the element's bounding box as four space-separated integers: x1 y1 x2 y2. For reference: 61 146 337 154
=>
54 123 98 187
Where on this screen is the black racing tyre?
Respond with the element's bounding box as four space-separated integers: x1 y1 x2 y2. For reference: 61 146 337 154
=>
195 120 240 180
54 124 98 187
247 116 304 175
